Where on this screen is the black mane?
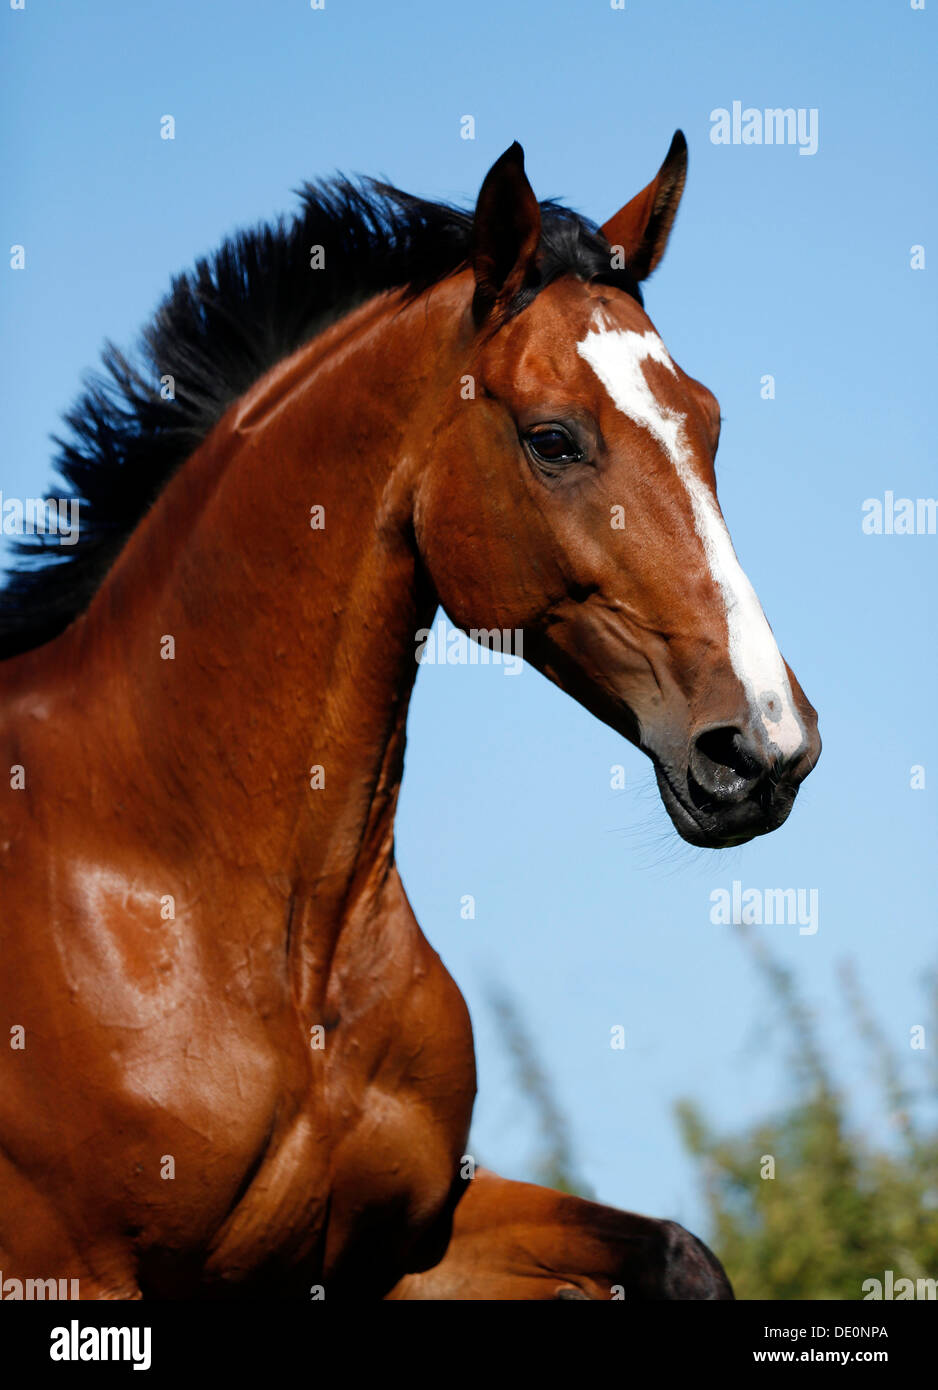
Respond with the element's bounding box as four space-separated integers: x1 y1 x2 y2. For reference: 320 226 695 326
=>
0 176 642 660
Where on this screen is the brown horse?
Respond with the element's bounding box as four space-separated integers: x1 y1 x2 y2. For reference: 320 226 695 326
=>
0 134 818 1300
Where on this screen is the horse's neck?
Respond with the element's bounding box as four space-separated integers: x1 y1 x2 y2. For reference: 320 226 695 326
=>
68 288 455 923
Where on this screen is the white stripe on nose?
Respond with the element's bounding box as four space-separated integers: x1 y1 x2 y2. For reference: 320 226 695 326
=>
576 319 805 760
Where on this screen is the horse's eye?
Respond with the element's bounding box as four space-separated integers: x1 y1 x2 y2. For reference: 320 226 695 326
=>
523 425 582 465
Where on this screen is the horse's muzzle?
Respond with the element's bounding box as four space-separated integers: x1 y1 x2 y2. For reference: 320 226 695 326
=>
654 716 821 849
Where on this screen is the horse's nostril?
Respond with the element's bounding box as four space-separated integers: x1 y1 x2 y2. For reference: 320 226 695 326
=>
689 725 765 804
695 727 762 780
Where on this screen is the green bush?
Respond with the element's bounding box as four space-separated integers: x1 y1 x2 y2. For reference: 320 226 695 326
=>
677 932 938 1300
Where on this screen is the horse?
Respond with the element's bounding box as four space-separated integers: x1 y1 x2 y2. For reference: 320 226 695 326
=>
0 132 818 1300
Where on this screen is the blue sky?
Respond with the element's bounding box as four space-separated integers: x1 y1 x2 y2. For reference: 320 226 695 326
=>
2 0 935 1239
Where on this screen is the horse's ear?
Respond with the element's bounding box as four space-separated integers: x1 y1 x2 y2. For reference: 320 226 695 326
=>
601 130 687 282
470 142 541 325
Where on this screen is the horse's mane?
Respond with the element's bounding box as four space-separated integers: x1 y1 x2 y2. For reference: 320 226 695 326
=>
0 175 642 661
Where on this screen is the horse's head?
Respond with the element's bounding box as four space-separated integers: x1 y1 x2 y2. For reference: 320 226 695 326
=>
414 137 819 848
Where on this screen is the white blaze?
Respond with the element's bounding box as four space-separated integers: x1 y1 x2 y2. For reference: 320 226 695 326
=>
576 320 805 759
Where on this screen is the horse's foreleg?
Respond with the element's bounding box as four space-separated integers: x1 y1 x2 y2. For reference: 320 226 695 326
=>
385 1169 733 1300
0 1151 142 1300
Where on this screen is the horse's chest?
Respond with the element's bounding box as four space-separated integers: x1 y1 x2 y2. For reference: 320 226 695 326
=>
312 953 477 1287
9 851 476 1292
